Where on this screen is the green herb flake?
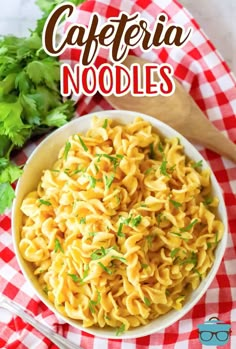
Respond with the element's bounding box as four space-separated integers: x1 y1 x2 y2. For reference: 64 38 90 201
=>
179 252 198 266
79 217 86 224
38 199 52 206
78 135 88 152
191 160 203 168
149 143 155 159
102 119 108 129
193 269 202 280
156 213 163 226
88 175 96 188
160 158 169 177
63 141 71 160
43 286 49 295
158 142 164 153
141 263 149 269
111 255 127 263
215 231 219 244
203 197 213 206
68 273 80 282
104 174 115 190
130 215 142 227
116 323 126 336
165 289 170 296
88 291 101 314
82 264 89 280
98 262 113 275
170 199 182 209
144 297 151 306
170 248 180 259
54 238 64 253
144 168 154 175
94 164 99 174
117 223 125 237
207 242 212 249
180 219 198 232
146 235 155 247
91 246 114 260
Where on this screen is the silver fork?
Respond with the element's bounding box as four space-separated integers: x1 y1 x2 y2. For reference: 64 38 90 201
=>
0 294 82 349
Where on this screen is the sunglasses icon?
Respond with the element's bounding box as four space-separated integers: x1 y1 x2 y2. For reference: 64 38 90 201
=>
198 317 231 346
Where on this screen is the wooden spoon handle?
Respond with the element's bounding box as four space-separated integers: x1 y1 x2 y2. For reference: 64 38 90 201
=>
186 102 236 163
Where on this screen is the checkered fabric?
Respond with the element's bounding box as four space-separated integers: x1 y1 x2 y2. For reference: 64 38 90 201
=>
0 0 236 348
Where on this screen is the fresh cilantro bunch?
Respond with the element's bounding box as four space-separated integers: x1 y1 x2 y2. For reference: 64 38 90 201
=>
0 0 85 214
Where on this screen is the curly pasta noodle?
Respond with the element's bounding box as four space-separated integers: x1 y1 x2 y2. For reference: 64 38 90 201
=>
19 117 223 333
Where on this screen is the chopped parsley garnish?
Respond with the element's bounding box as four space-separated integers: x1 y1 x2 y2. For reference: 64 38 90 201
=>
82 264 89 280
79 217 86 224
191 160 203 168
50 169 60 173
102 119 108 128
68 273 80 282
63 141 71 160
88 175 96 188
104 174 115 189
215 231 219 244
180 219 198 232
54 238 64 253
158 142 164 153
95 154 123 170
146 234 155 247
149 143 155 159
38 199 52 206
160 158 169 177
179 252 197 266
193 269 202 280
91 246 114 260
111 256 127 263
43 286 49 295
130 215 142 227
170 248 180 258
88 291 101 314
98 262 113 275
170 232 182 237
144 168 154 175
141 263 149 269
116 323 126 336
144 297 151 306
170 199 182 209
165 290 170 296
156 213 163 226
94 164 99 174
78 135 88 151
207 242 212 249
117 223 125 237
203 197 213 206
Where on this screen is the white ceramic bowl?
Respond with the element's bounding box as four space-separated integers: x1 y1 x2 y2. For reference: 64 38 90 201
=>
12 110 228 339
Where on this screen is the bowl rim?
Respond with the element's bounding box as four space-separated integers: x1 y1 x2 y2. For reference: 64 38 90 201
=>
12 109 228 339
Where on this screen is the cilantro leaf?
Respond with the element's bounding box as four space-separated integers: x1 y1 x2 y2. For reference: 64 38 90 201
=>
0 182 15 214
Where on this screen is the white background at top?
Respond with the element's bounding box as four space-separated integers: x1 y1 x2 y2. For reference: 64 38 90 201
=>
0 0 235 76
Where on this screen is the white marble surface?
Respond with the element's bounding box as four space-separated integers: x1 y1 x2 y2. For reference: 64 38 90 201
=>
0 0 235 76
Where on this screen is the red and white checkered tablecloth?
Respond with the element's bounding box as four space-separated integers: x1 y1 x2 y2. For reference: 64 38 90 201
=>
0 0 236 348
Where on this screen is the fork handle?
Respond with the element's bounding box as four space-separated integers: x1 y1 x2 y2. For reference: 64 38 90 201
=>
0 297 80 349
